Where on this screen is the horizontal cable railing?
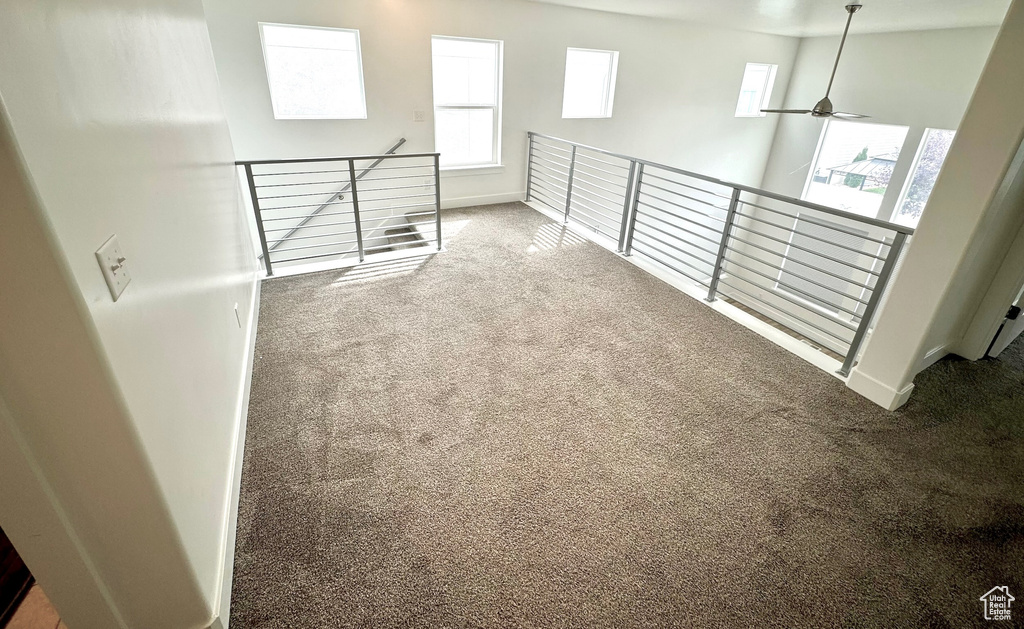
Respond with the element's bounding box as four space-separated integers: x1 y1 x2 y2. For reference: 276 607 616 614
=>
238 149 441 277
525 131 914 376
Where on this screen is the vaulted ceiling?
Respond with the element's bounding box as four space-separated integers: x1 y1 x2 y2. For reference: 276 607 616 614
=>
522 0 1010 37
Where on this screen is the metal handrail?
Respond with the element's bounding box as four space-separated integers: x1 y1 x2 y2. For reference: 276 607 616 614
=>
247 138 407 256
235 150 439 166
240 148 442 277
525 131 914 377
528 131 916 236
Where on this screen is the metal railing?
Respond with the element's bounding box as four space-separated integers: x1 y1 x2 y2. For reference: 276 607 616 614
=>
526 132 915 376
238 150 441 277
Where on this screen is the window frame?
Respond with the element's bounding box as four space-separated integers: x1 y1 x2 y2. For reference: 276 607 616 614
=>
891 127 956 227
561 47 620 119
258 22 368 121
430 35 504 170
734 62 779 118
800 118 910 219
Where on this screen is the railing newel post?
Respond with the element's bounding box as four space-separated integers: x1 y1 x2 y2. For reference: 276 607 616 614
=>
705 188 742 302
617 160 638 253
434 153 442 251
838 231 908 377
244 163 273 277
564 145 577 224
348 159 365 262
622 162 645 256
526 133 535 203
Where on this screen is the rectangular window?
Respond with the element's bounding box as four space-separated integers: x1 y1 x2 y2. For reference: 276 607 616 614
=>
259 23 367 120
802 120 909 218
735 63 778 117
561 48 619 119
892 128 956 227
431 36 503 168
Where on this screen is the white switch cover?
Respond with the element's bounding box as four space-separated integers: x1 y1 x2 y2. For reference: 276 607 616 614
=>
95 235 131 301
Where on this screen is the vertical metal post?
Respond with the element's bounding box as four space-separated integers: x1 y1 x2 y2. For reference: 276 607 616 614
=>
244 163 273 277
563 144 577 224
617 160 638 252
705 188 742 302
838 231 908 377
622 163 645 256
348 159 365 262
525 133 535 202
433 154 442 251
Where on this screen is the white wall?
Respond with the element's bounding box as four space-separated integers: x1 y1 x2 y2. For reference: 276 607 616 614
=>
759 26 998 208
0 0 259 626
201 0 800 207
848 1 1024 409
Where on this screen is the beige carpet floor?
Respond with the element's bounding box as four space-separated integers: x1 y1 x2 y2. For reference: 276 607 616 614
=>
231 202 1024 628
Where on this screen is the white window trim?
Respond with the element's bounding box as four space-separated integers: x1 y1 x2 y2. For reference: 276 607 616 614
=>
258 22 368 120
561 47 620 119
891 127 954 226
431 35 504 170
735 62 778 118
801 118 834 200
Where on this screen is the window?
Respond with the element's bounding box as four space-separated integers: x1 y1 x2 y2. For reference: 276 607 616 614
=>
431 36 503 168
259 23 367 120
735 63 778 117
892 128 956 227
803 120 909 218
561 48 619 118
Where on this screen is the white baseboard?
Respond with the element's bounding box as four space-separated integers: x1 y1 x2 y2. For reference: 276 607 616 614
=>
442 191 524 210
846 367 915 411
209 273 261 629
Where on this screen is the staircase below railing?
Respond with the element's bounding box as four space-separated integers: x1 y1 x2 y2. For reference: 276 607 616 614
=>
525 131 915 377
238 149 441 276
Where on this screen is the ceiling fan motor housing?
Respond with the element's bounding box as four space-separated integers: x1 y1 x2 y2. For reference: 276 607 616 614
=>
812 96 834 117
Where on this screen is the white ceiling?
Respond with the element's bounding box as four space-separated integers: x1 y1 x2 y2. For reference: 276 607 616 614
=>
521 0 1010 37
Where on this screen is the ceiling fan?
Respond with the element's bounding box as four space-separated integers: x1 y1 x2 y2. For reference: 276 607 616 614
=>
762 2 868 119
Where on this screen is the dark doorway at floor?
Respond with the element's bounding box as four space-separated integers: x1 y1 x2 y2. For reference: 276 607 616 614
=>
0 526 31 626
0 526 64 629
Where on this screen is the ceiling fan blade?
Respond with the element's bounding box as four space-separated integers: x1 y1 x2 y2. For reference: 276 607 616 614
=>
832 112 870 119
761 109 812 114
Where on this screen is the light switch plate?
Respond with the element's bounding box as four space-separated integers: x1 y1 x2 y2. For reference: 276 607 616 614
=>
95 235 131 301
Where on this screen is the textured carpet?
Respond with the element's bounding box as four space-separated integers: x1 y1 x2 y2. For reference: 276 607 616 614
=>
232 202 1024 628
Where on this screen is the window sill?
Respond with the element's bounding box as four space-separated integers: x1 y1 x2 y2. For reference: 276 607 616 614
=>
440 164 505 177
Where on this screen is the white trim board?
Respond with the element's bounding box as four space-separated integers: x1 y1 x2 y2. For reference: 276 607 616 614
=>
846 367 915 411
524 200 845 379
442 191 524 210
209 273 261 629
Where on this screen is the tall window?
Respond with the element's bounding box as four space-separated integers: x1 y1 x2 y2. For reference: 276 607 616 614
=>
803 120 909 218
259 23 366 119
893 129 956 227
561 48 619 119
735 63 778 117
431 36 503 168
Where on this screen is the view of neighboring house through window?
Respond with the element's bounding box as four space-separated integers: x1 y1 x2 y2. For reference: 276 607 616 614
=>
892 128 956 227
259 23 367 119
803 120 909 218
431 36 503 168
734 63 778 117
561 48 619 118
